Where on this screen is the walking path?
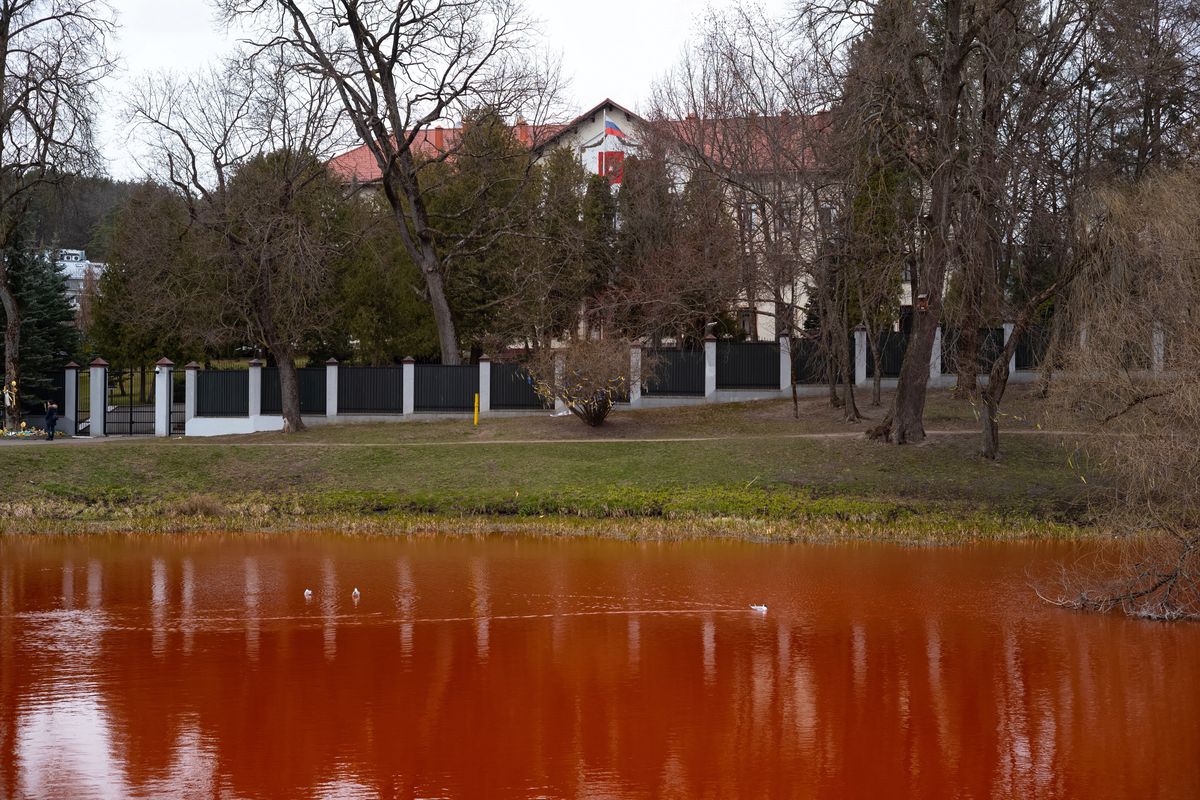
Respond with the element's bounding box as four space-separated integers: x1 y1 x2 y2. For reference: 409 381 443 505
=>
0 428 1096 447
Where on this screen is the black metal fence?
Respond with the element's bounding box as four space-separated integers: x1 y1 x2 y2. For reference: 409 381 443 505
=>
261 367 327 415
338 365 404 413
792 338 826 384
415 364 478 412
942 327 1005 374
866 332 909 378
1015 326 1051 371
197 370 249 417
105 365 157 435
490 363 549 410
716 341 780 389
171 369 186 434
643 349 705 396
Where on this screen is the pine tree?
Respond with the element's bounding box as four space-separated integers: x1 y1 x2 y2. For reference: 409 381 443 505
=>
0 242 80 411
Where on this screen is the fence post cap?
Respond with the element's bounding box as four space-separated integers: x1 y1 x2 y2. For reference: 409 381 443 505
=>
629 342 642 351
325 357 339 365
853 324 867 332
703 334 717 342
402 356 416 364
64 361 80 369
478 355 491 363
184 361 201 370
89 357 109 368
156 357 175 367
248 359 264 367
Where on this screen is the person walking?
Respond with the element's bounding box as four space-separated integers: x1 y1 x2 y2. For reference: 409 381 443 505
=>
45 400 58 441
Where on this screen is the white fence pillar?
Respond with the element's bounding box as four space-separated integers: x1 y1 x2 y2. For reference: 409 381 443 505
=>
88 358 107 437
1002 322 1016 374
1152 323 1165 373
402 357 415 415
929 325 943 382
325 358 339 418
778 335 792 391
854 327 868 387
704 335 717 401
247 359 263 418
629 344 642 408
154 358 173 437
63 362 78 435
553 351 565 413
184 362 199 426
478 356 491 415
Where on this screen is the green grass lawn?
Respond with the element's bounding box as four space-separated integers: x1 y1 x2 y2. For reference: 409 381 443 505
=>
1 387 1099 541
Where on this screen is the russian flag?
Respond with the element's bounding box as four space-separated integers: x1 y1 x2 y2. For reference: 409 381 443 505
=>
604 118 626 138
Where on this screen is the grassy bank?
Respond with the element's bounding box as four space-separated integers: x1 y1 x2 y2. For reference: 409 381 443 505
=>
0 388 1099 543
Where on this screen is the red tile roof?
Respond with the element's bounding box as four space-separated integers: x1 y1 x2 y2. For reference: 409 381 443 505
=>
329 121 562 185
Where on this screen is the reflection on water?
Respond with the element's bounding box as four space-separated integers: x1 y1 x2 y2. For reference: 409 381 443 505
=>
1 533 1198 799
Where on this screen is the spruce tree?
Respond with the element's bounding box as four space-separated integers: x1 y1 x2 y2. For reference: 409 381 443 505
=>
0 242 80 411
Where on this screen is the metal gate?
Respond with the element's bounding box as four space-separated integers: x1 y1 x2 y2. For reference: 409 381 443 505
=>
105 365 156 435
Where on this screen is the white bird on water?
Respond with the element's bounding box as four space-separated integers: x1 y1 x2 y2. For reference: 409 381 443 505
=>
750 604 768 614
352 587 361 602
303 588 313 600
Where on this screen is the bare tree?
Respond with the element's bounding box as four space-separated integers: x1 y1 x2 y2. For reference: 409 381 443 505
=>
0 0 113 431
124 48 351 431
650 7 832 352
218 0 559 365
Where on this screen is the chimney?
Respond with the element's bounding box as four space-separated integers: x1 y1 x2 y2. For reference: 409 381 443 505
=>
516 116 528 145
433 126 444 150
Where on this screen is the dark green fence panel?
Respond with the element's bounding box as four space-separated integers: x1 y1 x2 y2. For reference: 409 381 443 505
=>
490 363 549 410
792 338 826 384
1015 326 1050 371
339 366 404 413
197 370 248 417
261 368 326 415
644 349 705 396
415 364 478 412
942 327 1005 374
716 341 779 389
866 332 909 378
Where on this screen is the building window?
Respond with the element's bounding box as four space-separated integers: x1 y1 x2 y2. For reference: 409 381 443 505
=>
599 151 625 185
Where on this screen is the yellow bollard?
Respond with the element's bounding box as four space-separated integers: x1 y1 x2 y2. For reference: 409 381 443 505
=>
473 392 479 427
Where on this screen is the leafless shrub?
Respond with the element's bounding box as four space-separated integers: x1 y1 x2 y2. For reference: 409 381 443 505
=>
1046 169 1200 620
527 338 639 427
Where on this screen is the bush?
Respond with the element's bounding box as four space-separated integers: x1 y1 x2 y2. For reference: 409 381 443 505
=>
527 338 635 426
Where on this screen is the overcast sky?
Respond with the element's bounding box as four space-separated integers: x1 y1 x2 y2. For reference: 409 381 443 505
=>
101 0 789 180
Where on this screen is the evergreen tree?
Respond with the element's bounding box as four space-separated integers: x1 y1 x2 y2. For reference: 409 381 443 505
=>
0 239 80 410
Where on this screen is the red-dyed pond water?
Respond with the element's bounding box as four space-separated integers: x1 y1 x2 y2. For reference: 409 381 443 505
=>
1 533 1197 799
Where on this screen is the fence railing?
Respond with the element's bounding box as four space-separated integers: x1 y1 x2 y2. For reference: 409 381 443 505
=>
644 349 705 396
490 363 549 410
261 367 327 415
196 370 249 417
338 365 404 413
941 327 1005 374
866 332 909 378
415 364 479 412
716 341 780 389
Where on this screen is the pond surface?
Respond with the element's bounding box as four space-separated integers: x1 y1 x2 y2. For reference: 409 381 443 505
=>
1 533 1197 799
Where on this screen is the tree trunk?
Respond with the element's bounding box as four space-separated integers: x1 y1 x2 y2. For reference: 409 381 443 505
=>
980 390 1000 459
875 0 964 444
840 330 861 422
954 324 979 397
384 163 461 365
979 280 1066 459
272 348 305 434
0 273 20 431
867 331 882 406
